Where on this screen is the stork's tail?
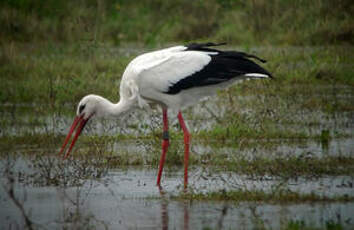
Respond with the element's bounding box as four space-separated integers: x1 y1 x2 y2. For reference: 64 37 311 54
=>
244 73 271 78
186 42 274 79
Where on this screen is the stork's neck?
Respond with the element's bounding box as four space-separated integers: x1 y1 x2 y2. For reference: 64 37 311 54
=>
108 98 133 117
101 96 134 118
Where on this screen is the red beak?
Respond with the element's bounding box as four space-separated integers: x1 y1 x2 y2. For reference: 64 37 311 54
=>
59 114 90 159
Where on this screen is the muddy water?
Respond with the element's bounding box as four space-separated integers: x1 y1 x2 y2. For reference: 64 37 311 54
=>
1 162 354 230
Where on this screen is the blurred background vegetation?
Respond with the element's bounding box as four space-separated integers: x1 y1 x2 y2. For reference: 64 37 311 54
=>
1 0 353 46
0 0 353 106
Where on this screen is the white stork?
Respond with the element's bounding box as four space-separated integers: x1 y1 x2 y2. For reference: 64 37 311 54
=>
59 42 272 189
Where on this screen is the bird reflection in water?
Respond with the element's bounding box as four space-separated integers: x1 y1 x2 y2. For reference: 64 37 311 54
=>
158 186 189 230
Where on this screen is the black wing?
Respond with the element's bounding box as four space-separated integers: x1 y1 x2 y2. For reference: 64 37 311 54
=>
165 42 272 95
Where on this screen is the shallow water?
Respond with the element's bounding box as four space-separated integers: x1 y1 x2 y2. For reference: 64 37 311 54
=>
1 162 354 230
2 193 354 230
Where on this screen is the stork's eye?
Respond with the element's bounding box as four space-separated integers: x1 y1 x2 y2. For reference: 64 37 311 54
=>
79 104 86 114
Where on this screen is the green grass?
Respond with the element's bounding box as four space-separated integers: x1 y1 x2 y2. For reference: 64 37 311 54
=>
1 0 353 46
1 2 353 107
175 189 354 203
1 44 353 105
281 220 344 230
0 43 130 105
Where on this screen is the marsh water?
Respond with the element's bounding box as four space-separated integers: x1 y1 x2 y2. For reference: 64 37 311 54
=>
1 163 354 230
1 97 354 230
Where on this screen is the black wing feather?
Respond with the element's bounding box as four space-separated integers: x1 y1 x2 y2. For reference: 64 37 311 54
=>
165 43 272 95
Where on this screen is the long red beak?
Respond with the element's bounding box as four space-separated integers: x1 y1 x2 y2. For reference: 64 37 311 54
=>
59 115 90 159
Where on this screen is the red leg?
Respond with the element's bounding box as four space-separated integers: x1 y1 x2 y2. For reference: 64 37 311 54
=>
177 111 190 189
157 108 169 186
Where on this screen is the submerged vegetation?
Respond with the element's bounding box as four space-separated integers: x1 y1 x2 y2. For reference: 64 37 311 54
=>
176 189 354 203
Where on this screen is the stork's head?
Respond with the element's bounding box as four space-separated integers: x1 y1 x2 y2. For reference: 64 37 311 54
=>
76 94 105 118
59 94 102 159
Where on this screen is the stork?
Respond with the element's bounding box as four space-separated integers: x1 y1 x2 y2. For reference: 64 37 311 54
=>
59 42 272 189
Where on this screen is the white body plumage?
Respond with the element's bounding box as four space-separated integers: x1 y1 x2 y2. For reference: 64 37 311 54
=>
93 44 270 119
